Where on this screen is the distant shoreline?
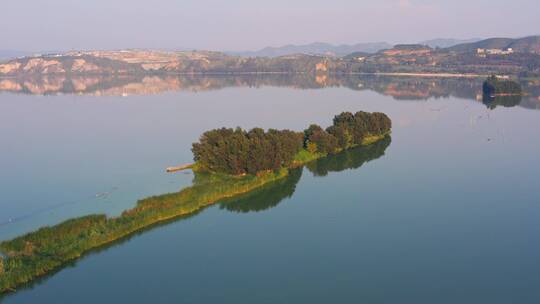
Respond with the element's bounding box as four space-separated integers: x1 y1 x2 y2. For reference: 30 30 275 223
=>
352 72 489 78
0 71 492 79
0 71 491 79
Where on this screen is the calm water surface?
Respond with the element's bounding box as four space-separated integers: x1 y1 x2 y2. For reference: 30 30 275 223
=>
1 76 539 303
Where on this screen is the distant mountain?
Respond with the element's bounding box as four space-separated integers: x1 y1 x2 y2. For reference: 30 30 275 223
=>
0 50 33 61
446 36 540 54
3 39 540 78
343 51 372 59
230 42 392 58
419 38 481 49
0 50 67 62
506 36 540 54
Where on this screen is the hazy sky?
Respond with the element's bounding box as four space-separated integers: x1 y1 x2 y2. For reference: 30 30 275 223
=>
2 0 539 51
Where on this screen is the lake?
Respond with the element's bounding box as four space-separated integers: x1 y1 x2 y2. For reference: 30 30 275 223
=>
1 75 540 303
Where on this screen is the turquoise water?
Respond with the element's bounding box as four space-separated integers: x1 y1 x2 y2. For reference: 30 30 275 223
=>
1 76 540 303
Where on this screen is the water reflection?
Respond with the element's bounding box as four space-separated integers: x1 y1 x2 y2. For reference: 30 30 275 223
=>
306 136 391 177
482 95 522 109
219 168 303 213
219 137 391 213
2 74 539 110
0 74 332 96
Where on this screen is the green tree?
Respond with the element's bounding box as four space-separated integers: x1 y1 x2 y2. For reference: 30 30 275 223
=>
303 124 324 146
483 75 522 96
326 125 353 149
193 127 303 175
306 142 318 154
307 129 339 154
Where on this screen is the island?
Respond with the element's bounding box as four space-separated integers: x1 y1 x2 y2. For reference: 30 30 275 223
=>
0 111 391 293
483 75 522 97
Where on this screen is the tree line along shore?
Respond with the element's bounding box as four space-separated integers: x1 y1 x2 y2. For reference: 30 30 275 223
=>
0 111 391 294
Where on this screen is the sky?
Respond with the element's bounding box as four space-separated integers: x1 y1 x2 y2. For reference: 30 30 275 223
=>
1 0 539 52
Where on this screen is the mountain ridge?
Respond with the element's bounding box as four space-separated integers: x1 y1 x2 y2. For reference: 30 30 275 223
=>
446 36 540 53
2 35 540 77
419 38 482 49
228 42 392 57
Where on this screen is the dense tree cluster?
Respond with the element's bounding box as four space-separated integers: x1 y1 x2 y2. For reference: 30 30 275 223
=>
483 75 522 96
304 124 339 154
192 111 391 175
192 128 303 175
305 111 392 154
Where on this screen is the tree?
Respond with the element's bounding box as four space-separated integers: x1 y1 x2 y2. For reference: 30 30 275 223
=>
303 124 324 146
306 142 318 154
306 128 339 154
483 75 522 96
192 127 303 175
333 112 355 126
326 125 353 149
192 111 391 175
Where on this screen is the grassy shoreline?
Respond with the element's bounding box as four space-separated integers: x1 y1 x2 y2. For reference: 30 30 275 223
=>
0 134 388 294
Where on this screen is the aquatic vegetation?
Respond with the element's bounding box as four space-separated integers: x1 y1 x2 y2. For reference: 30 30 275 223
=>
0 169 288 293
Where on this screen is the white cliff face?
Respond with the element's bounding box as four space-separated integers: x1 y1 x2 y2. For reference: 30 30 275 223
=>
0 49 329 76
0 58 66 75
71 59 100 72
0 51 184 75
22 58 65 74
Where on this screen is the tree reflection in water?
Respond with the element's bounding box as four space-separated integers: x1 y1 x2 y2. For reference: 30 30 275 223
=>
220 136 391 213
306 136 391 177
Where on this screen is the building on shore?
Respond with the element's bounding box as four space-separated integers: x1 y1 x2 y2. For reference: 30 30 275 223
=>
477 48 514 56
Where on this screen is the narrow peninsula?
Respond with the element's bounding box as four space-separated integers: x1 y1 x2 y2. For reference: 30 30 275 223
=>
0 111 391 294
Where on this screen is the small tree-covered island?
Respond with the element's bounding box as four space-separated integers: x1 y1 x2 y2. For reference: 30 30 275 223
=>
0 111 391 294
483 75 522 97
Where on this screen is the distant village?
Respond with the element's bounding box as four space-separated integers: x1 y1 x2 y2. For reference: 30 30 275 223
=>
476 48 514 56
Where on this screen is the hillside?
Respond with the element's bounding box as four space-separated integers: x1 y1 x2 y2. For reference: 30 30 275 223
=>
232 39 487 58
446 36 540 54
419 38 481 49
2 42 540 77
0 50 341 76
508 36 540 54
0 54 145 75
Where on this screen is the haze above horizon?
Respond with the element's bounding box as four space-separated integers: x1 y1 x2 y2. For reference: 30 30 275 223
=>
1 0 539 52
